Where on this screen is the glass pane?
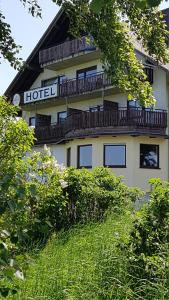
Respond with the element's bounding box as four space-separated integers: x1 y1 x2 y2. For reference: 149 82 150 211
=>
140 144 159 168
86 68 97 77
90 106 98 112
58 111 67 123
67 148 71 167
29 117 36 126
42 77 57 87
128 100 141 108
77 72 85 79
90 105 103 112
59 75 67 84
79 145 92 167
105 145 126 166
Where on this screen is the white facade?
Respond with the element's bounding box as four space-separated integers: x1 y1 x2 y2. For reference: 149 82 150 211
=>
7 12 169 190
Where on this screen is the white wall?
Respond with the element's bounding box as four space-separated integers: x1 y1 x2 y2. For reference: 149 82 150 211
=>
33 135 168 190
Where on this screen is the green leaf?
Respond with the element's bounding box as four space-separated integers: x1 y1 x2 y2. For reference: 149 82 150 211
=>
29 184 37 196
147 0 161 7
90 0 105 13
0 287 10 297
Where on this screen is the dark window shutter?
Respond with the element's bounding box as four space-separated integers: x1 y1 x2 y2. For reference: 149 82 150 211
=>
36 114 51 126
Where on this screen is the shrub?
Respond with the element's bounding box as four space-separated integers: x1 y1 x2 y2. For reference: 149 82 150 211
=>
126 178 169 299
65 167 142 224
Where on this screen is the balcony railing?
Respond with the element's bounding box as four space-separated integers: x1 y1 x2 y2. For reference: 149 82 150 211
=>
39 36 95 65
35 123 64 142
59 72 112 97
34 109 167 144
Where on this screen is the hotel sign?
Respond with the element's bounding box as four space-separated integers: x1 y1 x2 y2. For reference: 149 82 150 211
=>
24 84 57 104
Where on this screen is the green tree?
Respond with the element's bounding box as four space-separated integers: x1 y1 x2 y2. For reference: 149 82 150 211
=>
0 1 168 104
0 97 35 297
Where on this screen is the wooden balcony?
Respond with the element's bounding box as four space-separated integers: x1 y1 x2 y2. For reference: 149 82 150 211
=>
34 109 167 144
35 123 64 143
59 72 112 98
39 36 96 66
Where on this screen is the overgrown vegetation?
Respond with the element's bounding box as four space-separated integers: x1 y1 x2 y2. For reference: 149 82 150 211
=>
0 98 169 298
5 179 169 300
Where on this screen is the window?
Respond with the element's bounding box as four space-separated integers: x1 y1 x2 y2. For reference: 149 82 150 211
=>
104 145 126 168
67 148 71 167
42 77 57 87
77 145 92 168
89 105 103 112
58 75 67 84
29 117 36 127
77 66 97 79
42 75 66 87
140 144 159 169
127 100 141 109
144 67 154 84
58 111 67 124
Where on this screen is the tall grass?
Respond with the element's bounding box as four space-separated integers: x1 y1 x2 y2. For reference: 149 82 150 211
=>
7 208 169 300
8 211 133 300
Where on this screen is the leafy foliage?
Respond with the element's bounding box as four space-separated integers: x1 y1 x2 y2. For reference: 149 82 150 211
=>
0 0 41 70
0 97 34 297
0 0 168 105
54 0 168 106
0 95 141 297
0 98 169 298
0 11 22 70
127 178 169 298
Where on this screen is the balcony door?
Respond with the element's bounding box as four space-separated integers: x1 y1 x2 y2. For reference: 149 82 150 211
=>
36 114 51 127
76 66 97 93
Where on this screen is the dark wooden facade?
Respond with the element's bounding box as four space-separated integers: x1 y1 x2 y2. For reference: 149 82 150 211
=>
35 109 167 144
39 36 95 65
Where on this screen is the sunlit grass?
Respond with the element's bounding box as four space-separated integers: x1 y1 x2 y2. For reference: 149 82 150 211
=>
8 211 133 300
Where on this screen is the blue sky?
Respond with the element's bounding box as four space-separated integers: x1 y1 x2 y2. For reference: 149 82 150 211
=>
0 0 168 94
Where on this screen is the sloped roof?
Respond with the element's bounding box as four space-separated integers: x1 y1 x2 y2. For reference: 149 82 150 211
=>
5 7 169 98
5 9 70 98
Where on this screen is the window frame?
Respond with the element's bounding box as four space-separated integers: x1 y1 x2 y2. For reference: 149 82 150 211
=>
41 77 57 87
76 66 97 80
104 144 126 168
140 144 160 169
77 144 92 169
89 105 103 112
57 111 67 124
67 147 71 167
29 117 36 127
41 75 66 87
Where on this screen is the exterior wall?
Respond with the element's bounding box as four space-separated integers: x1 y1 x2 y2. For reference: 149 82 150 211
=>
34 144 66 165
30 59 102 90
22 49 169 191
66 136 168 190
22 98 103 124
153 68 167 110
33 136 168 191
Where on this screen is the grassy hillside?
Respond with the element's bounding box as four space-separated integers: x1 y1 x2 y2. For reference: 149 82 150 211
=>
8 211 133 300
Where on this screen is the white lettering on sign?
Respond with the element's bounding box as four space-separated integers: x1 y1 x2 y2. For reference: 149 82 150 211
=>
24 84 57 104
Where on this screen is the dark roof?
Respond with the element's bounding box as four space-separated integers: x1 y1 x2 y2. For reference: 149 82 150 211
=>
5 9 70 98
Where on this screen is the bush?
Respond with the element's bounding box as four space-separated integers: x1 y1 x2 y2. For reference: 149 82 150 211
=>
3 162 141 251
126 178 169 299
65 167 141 224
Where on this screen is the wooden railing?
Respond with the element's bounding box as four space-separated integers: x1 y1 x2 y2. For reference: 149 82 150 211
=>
35 109 167 143
35 123 64 142
59 72 112 97
39 36 95 65
64 109 167 132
